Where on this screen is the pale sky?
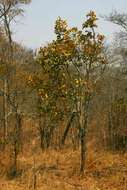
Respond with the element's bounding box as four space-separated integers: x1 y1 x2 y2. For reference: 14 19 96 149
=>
12 0 127 49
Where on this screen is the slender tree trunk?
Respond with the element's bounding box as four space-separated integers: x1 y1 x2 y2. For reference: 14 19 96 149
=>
2 9 13 140
61 112 75 146
80 130 86 173
79 95 90 174
46 124 56 148
4 9 13 51
11 111 22 174
3 78 8 139
15 112 22 152
13 137 18 174
80 116 87 173
38 116 45 150
39 126 45 150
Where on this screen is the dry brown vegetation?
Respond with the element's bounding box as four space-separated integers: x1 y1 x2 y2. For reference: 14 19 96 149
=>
0 2 127 190
0 122 127 190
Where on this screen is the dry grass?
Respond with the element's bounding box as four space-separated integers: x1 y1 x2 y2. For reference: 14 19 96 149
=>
0 146 127 190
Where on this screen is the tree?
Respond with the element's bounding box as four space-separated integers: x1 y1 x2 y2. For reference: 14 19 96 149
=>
105 10 127 31
30 11 106 173
0 0 31 139
102 11 127 151
0 0 32 177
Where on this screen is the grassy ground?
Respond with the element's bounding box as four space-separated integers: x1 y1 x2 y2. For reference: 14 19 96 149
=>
0 145 127 190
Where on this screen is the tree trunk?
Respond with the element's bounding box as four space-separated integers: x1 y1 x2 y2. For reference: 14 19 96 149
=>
3 78 8 139
80 118 87 173
61 112 75 146
15 112 22 152
40 127 45 150
2 10 13 140
80 128 86 173
11 112 22 174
